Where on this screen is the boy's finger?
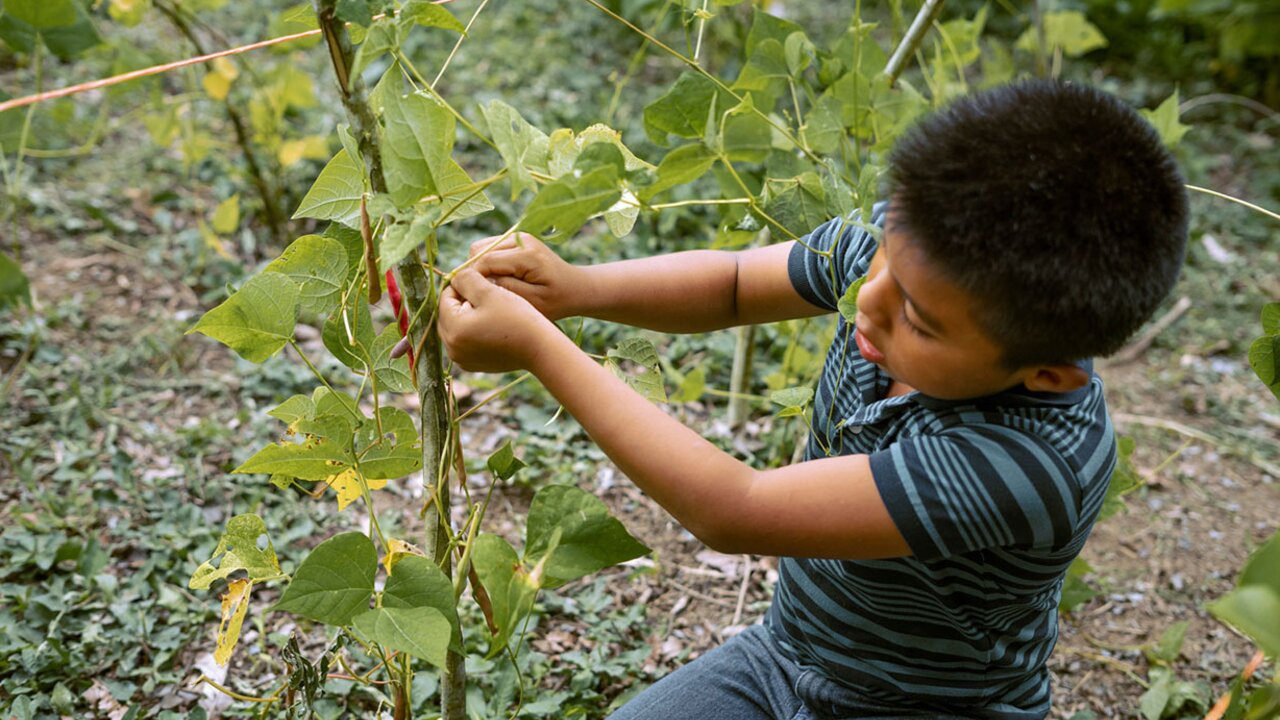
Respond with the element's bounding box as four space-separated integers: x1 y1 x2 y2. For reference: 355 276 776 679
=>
469 235 518 258
449 269 494 304
473 251 529 279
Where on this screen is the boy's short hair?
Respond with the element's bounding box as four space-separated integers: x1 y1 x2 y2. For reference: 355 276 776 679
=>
888 79 1189 369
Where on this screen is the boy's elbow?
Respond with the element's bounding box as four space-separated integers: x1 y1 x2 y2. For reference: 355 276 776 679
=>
679 472 759 554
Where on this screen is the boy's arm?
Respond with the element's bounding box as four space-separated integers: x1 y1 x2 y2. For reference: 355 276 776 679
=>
439 270 910 560
468 235 828 333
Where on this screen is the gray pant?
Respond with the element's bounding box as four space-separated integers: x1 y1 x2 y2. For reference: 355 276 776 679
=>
607 624 977 720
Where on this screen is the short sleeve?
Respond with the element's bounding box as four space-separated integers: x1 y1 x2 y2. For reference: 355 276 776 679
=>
868 425 1084 561
786 202 888 312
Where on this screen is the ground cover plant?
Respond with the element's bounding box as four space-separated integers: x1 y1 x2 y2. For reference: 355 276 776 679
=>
1 1 1278 718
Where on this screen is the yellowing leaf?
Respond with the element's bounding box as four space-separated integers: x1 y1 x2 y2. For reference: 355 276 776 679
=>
1015 10 1107 58
383 537 426 574
108 0 150 27
277 135 331 168
215 579 253 665
202 59 239 101
1139 90 1191 149
203 72 230 101
212 194 240 235
197 220 234 261
328 468 386 511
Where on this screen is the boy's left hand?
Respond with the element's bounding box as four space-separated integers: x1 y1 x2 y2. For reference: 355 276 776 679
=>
439 269 556 373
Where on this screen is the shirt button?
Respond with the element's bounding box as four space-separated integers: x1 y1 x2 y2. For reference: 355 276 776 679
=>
847 425 863 434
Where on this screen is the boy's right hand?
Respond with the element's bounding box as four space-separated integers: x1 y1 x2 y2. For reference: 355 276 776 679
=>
466 233 586 321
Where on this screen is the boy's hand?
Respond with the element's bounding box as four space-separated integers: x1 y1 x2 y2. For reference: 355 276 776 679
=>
467 233 586 320
439 269 556 373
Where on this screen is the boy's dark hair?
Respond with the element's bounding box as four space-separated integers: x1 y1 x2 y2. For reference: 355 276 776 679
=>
888 79 1189 369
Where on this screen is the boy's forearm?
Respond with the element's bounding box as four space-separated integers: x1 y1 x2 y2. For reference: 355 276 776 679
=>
527 326 753 546
577 250 741 333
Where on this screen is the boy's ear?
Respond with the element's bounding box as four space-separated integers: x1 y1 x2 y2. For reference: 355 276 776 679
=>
1022 364 1091 394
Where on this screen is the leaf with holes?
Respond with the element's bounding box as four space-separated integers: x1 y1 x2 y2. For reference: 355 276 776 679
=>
518 164 620 241
188 272 299 363
355 407 422 480
189 514 282 590
482 99 550 199
371 325 414 393
265 235 350 318
215 579 253 666
606 337 666 403
272 532 377 626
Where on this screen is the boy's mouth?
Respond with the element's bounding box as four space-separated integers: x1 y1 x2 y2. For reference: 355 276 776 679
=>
855 328 886 364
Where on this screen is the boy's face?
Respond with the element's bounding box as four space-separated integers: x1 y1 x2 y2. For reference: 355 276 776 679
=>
853 215 1032 400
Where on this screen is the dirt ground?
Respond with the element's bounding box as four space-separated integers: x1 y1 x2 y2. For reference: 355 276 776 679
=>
14 211 1279 719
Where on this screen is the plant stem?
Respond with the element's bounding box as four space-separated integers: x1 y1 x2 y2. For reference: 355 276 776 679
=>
313 3 466 717
727 324 755 427
1186 184 1280 222
884 0 946 86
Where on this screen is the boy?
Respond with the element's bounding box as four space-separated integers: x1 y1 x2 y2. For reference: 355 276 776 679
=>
437 79 1189 719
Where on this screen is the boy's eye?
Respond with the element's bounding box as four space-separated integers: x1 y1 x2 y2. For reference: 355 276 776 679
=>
900 307 927 336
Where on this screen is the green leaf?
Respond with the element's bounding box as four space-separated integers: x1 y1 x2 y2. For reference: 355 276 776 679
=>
1058 557 1097 613
371 324 414 393
763 172 827 239
487 441 526 481
265 235 350 318
605 190 640 238
211 194 240 234
837 276 867 324
0 5 99 58
745 9 804 56
770 386 814 410
1140 666 1173 720
671 365 706 403
518 165 620 241
379 209 437 272
380 73 454 207
5 0 77 29
1248 334 1280 401
733 38 789 109
639 144 716 201
0 251 31 310
643 72 732 145
233 435 352 481
1146 621 1189 665
294 149 365 229
269 394 316 428
1209 586 1280 658
323 294 376 372
1100 435 1141 521
1139 90 1191 149
1261 303 1280 336
472 533 539 656
351 17 398 77
382 554 462 652
189 514 282 590
721 97 773 163
605 337 666 403
353 606 450 667
272 532 377 626
1016 10 1108 57
188 272 298 363
1238 530 1280 593
355 407 422 480
784 31 814 76
398 0 464 34
524 485 650 589
482 99 550 200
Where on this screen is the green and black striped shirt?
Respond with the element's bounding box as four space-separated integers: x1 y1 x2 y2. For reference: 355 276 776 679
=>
768 205 1116 718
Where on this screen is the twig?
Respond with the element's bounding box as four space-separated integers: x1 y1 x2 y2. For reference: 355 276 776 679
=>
1180 94 1280 124
1186 184 1280 223
1105 296 1192 365
731 555 753 625
1112 413 1280 478
884 0 947 86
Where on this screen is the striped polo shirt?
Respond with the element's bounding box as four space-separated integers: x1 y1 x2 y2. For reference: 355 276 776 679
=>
766 204 1116 718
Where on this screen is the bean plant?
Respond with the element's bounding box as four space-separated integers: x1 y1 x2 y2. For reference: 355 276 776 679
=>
4 0 1278 718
